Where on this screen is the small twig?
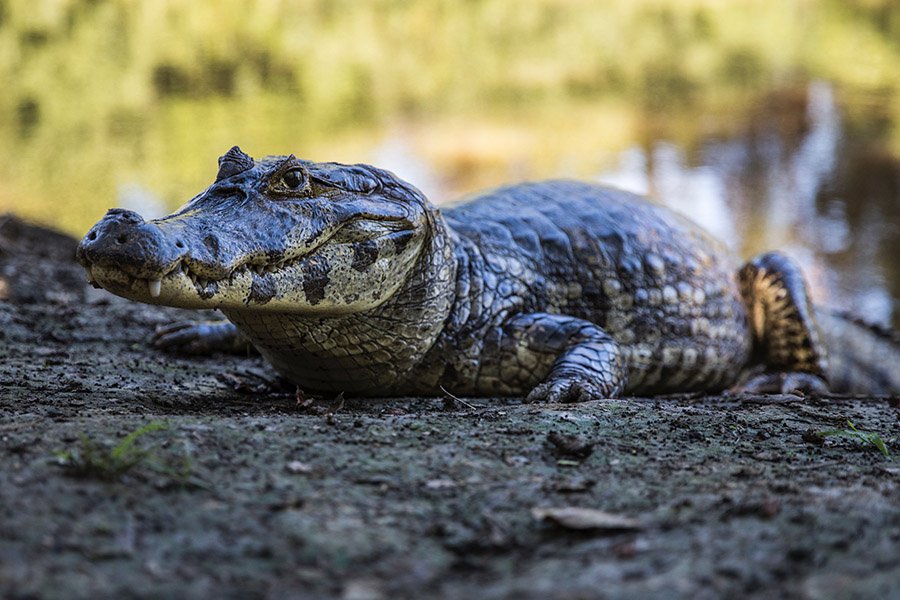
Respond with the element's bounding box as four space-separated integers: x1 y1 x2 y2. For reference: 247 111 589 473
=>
440 385 477 410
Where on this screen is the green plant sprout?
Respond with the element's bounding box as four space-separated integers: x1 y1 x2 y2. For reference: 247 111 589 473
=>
817 420 891 459
54 421 194 483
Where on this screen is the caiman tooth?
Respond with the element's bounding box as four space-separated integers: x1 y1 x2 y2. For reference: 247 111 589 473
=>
148 279 162 298
265 264 276 273
83 265 95 284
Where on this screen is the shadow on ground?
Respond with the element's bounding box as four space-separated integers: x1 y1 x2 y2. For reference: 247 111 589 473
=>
1 215 898 600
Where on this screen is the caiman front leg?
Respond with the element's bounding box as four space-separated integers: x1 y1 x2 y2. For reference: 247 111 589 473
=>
477 312 627 403
737 251 829 394
152 319 255 355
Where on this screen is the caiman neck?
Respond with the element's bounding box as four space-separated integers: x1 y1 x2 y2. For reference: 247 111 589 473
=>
221 211 457 395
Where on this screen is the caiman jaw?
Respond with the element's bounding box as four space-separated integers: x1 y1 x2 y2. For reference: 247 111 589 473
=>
84 261 184 302
86 247 315 299
82 219 422 314
84 260 183 299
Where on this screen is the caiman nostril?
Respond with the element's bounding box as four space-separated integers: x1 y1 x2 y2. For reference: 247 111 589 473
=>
88 231 97 241
175 240 185 249
116 234 128 244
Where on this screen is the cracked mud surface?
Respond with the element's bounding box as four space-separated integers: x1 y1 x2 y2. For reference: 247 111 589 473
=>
1 215 898 599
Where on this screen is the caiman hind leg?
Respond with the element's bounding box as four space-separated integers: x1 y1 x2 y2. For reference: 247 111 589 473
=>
152 319 255 355
737 251 828 394
479 312 627 403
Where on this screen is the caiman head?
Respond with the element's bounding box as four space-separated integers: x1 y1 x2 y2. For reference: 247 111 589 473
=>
76 147 436 314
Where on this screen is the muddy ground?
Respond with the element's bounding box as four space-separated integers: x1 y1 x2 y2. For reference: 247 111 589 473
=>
0 215 898 600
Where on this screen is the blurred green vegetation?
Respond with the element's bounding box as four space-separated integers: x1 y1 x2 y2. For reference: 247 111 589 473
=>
0 0 899 234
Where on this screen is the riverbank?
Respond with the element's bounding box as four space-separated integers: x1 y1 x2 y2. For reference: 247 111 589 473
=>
1 215 897 599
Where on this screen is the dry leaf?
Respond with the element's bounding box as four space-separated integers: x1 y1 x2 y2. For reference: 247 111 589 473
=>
285 461 313 474
532 507 641 531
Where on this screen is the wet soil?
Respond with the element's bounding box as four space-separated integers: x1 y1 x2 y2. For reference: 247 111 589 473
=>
1 215 898 600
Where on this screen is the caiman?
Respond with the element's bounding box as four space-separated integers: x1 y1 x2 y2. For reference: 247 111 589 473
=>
75 147 900 400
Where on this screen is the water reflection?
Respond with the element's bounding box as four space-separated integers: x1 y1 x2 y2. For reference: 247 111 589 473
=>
595 81 897 327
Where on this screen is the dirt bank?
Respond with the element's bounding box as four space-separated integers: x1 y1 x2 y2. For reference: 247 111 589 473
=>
1 215 898 600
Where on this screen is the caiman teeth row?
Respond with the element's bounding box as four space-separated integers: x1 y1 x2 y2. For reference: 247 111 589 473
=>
226 255 303 279
84 264 162 297
158 254 305 289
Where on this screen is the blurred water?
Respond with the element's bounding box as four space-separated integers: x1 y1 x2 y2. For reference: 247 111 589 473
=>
622 81 895 327
0 0 897 326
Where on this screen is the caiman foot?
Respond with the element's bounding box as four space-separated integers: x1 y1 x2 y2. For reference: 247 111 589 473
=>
526 375 615 404
152 320 254 355
489 313 627 403
739 371 828 396
738 252 829 387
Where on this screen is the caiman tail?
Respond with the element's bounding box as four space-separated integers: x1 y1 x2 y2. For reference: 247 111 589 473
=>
816 308 900 395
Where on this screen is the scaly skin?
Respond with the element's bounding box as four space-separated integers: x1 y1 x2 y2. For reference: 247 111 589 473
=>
76 147 896 400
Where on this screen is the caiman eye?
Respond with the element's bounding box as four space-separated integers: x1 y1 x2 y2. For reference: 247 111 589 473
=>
281 168 305 189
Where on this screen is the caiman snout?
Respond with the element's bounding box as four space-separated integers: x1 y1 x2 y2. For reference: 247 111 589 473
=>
76 208 187 284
